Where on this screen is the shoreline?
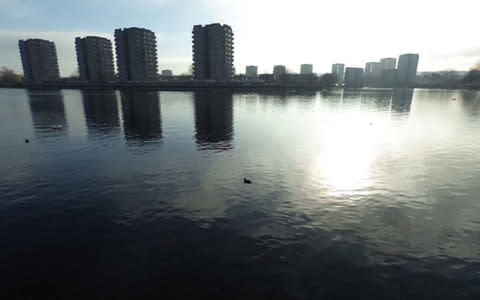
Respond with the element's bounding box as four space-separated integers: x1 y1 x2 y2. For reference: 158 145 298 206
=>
1 81 479 91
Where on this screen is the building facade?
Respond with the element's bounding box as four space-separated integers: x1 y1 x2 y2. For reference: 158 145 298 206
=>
245 65 258 78
331 63 345 84
114 27 158 82
380 58 397 71
273 65 286 80
397 53 419 87
364 62 381 86
300 64 313 74
161 69 173 77
19 39 60 83
75 36 114 82
344 67 364 88
365 62 381 75
192 23 234 80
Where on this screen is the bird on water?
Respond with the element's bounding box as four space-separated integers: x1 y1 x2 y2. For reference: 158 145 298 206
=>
25 139 29 143
243 178 252 184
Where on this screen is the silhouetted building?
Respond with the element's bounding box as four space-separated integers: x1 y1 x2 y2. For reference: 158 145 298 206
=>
365 62 381 75
300 64 313 74
82 91 120 136
380 69 397 88
380 58 397 71
19 39 60 83
397 53 419 87
121 91 162 143
161 69 173 77
259 73 275 84
245 65 258 78
365 62 381 86
331 63 345 84
114 27 158 82
194 90 233 151
75 36 115 82
192 23 234 80
344 67 364 88
273 65 286 80
28 91 66 133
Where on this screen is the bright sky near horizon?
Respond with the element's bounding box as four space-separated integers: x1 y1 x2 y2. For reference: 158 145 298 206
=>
1 0 479 76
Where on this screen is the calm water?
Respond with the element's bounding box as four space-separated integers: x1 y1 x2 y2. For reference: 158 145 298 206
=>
1 88 479 299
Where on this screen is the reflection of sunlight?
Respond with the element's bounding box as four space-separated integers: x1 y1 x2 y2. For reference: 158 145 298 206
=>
312 113 383 196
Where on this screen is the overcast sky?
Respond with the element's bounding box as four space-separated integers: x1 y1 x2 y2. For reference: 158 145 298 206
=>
1 0 479 76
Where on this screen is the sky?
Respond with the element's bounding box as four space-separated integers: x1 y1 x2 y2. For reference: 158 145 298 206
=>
1 0 479 76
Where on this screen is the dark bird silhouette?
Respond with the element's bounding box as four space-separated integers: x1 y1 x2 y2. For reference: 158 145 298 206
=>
243 178 252 184
25 139 29 143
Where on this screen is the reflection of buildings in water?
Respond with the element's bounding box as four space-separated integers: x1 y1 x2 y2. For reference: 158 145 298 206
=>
360 89 392 110
320 90 342 107
121 90 162 142
82 91 120 135
341 89 362 104
461 90 480 116
256 89 288 101
194 90 233 151
391 88 414 113
28 91 67 131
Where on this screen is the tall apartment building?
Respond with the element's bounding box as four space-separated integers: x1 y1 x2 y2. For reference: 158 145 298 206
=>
364 62 381 86
331 63 345 84
380 58 397 71
300 64 313 74
19 39 60 83
365 62 381 76
75 36 114 82
245 65 258 78
192 23 234 80
273 65 286 80
344 67 364 88
114 27 158 82
397 53 419 87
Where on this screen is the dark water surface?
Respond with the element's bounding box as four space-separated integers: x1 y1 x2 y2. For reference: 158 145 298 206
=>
1 88 479 299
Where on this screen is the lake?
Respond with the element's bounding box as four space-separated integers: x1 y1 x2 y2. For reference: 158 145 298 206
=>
0 88 479 299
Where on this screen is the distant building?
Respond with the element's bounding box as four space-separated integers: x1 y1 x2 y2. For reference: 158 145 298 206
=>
161 69 173 77
273 65 286 80
365 62 381 76
259 73 275 84
192 23 234 80
300 64 313 74
331 63 345 84
245 65 258 78
380 58 397 71
344 67 364 88
397 53 419 87
114 27 158 82
75 36 114 82
19 39 60 83
380 69 397 88
364 62 381 86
